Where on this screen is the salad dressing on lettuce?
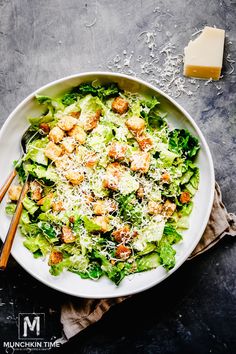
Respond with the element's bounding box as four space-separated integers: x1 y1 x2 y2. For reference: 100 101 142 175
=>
6 82 200 285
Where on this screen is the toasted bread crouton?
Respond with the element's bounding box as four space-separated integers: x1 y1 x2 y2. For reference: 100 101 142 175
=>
52 200 64 212
39 122 50 134
180 191 191 204
70 111 81 118
126 116 145 135
136 185 145 199
93 199 117 215
48 126 64 143
93 216 110 232
162 200 176 217
115 244 131 260
84 153 98 168
136 134 153 151
83 110 101 131
112 97 129 114
112 225 130 243
8 185 22 201
161 172 171 183
44 141 62 161
54 154 72 170
61 137 76 153
148 201 163 215
108 142 127 160
83 193 94 205
68 126 86 144
30 181 42 201
103 163 124 190
65 170 84 185
130 152 150 173
49 250 63 265
37 192 54 206
61 226 76 243
58 116 77 131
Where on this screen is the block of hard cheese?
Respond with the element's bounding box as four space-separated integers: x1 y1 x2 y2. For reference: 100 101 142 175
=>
184 26 225 80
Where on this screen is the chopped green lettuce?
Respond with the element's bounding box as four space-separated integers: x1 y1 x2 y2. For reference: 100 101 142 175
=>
8 82 200 285
82 216 102 232
23 234 51 256
22 196 38 215
5 203 16 216
136 253 160 272
169 129 200 159
38 221 58 243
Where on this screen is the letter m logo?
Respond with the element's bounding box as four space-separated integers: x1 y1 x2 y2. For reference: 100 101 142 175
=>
18 313 45 340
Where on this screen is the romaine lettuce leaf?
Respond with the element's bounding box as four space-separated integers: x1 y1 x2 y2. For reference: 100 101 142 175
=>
82 216 101 232
75 82 119 99
25 137 49 166
136 252 160 272
158 241 176 270
22 196 38 215
118 194 142 225
38 221 58 243
5 203 16 216
23 234 51 256
169 129 200 159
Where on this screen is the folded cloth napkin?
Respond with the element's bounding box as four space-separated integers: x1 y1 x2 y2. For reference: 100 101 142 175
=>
59 183 236 342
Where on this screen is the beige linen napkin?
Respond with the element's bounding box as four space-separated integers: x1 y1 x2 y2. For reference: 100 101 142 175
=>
59 183 236 342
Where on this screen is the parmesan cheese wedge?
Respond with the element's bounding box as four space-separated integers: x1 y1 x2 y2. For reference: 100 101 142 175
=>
184 26 225 80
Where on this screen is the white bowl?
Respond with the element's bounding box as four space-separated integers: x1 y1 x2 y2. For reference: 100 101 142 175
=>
0 72 215 298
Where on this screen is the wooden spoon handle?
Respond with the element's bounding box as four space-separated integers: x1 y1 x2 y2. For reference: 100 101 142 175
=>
0 178 29 270
0 169 17 203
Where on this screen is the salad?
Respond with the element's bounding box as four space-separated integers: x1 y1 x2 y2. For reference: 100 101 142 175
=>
6 81 200 285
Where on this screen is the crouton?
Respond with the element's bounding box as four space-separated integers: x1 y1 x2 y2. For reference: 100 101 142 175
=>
69 216 75 223
30 181 42 201
136 134 153 151
103 163 124 190
83 110 101 131
83 193 94 205
52 200 64 212
136 185 145 199
84 153 98 168
108 142 127 160
55 154 72 170
65 170 84 185
148 201 163 215
161 172 170 183
58 115 77 131
37 192 54 206
68 126 86 144
115 244 131 260
93 216 110 232
44 141 62 161
70 111 81 118
48 126 64 143
162 200 176 217
130 152 150 173
112 97 129 114
180 191 191 204
8 185 22 201
61 137 76 153
49 250 63 265
39 122 50 134
61 226 76 243
112 225 130 243
126 116 145 135
93 199 117 215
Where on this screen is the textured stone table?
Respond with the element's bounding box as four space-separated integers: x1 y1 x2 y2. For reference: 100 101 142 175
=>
0 0 235 353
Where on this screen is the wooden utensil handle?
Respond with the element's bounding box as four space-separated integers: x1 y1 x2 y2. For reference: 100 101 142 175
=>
0 179 29 270
0 169 17 203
